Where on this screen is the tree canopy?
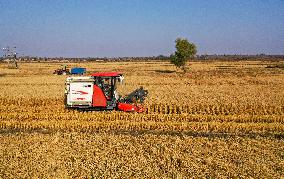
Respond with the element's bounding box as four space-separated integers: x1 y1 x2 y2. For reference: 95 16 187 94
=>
170 38 197 72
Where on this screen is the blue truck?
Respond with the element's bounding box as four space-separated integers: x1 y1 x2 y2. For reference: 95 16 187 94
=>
71 67 86 75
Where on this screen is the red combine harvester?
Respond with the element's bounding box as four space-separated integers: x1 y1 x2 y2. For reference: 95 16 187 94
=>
64 72 148 113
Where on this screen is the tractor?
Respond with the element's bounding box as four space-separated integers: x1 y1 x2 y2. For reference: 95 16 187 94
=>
53 65 70 75
65 72 148 112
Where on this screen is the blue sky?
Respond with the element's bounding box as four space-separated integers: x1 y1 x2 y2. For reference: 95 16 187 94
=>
0 0 283 57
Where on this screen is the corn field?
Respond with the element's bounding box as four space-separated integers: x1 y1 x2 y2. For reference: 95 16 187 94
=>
0 61 283 177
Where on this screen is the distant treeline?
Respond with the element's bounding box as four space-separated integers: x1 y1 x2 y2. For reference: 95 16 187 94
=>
0 54 283 62
195 54 284 61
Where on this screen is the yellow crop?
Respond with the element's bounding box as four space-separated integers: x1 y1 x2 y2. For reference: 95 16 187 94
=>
0 61 283 177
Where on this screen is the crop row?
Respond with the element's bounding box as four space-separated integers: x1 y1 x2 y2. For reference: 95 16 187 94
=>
1 97 283 115
1 112 283 124
144 103 284 115
0 120 283 134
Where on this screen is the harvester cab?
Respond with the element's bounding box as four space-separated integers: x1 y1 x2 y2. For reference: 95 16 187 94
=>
65 72 148 113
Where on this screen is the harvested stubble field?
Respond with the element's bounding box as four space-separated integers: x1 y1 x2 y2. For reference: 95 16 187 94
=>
0 60 284 178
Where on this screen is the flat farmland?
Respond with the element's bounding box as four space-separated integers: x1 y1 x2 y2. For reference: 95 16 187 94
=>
0 60 283 178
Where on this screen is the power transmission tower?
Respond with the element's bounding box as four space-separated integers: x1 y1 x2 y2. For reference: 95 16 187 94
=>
2 46 18 68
